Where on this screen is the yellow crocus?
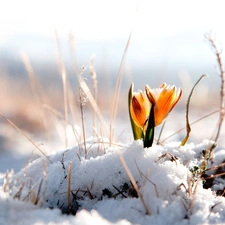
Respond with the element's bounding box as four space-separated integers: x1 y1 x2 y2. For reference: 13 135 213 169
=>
145 83 182 126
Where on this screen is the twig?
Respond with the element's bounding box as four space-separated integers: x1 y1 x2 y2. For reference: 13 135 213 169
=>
206 33 225 156
181 74 207 146
112 185 127 198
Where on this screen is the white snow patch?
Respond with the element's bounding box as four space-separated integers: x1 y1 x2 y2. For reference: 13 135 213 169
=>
1 138 225 225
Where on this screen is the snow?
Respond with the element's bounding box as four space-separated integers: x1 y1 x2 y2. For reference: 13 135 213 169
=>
1 136 225 225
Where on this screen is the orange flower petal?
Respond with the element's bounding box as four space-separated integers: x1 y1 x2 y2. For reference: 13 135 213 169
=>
130 91 151 128
145 85 157 105
145 83 182 126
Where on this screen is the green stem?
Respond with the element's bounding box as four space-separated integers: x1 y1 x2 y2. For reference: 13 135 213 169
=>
144 105 155 148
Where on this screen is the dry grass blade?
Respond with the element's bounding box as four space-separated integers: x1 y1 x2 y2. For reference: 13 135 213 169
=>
3 169 14 193
162 109 220 143
203 171 225 179
117 151 151 215
181 74 207 146
110 31 132 143
79 86 87 157
21 52 53 145
21 52 49 103
205 161 225 172
134 161 159 198
206 33 225 156
77 65 108 135
189 179 200 216
0 112 52 163
55 31 69 148
208 202 222 219
110 4 139 143
157 121 166 145
34 179 43 205
69 34 107 138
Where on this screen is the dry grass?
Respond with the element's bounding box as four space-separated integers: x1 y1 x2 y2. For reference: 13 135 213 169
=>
205 33 225 159
181 74 207 146
117 151 151 215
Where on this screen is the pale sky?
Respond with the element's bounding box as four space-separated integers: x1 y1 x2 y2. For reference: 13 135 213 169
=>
0 0 225 41
0 0 225 89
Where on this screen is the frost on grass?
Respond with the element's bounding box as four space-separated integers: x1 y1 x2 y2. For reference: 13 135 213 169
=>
1 138 225 225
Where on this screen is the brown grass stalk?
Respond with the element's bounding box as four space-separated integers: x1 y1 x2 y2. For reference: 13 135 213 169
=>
162 109 220 143
134 161 159 198
21 52 49 103
189 179 200 216
109 4 139 143
79 87 87 157
117 151 151 215
68 161 72 210
110 31 132 144
181 74 207 146
206 33 225 155
157 121 166 145
76 65 108 135
21 52 53 146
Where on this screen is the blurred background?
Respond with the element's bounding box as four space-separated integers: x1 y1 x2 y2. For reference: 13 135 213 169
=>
1 0 225 172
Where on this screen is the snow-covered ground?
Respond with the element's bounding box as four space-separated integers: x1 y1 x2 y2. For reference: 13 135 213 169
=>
1 111 225 225
1 95 225 225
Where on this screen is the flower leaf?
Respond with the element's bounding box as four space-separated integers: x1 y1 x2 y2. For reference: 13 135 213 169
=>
144 105 155 148
128 84 143 140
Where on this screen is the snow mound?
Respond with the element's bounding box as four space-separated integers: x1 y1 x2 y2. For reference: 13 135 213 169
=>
1 138 225 225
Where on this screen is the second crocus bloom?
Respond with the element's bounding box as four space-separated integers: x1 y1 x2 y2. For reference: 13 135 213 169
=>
145 83 182 126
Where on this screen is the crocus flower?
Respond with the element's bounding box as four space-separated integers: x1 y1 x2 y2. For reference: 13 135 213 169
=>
128 83 151 140
129 83 182 147
129 85 151 129
145 83 182 126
